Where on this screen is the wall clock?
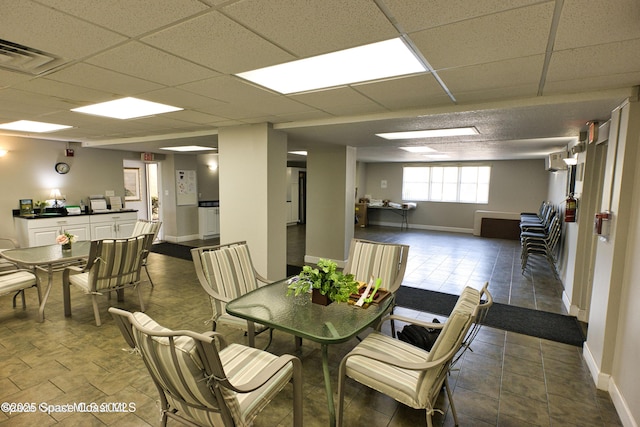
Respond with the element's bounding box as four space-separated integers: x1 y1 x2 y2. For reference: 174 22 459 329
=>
55 162 70 174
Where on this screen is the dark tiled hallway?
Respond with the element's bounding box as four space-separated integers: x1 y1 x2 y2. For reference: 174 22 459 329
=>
0 226 621 426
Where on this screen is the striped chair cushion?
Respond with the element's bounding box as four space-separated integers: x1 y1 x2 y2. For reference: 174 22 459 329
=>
131 313 292 427
199 244 258 317
90 237 145 291
345 287 479 408
0 270 37 295
347 241 402 292
346 311 473 408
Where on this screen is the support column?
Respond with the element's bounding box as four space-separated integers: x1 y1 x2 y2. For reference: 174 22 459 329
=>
218 123 287 279
304 145 356 266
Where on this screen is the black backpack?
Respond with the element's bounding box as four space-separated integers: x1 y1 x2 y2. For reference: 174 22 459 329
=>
397 319 441 351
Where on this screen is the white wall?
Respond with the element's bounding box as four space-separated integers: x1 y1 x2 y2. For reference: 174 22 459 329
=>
0 136 132 239
363 159 549 230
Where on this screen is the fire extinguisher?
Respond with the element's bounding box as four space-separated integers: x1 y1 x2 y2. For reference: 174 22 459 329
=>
565 194 577 222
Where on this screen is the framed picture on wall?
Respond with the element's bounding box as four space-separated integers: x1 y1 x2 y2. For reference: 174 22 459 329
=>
124 167 141 201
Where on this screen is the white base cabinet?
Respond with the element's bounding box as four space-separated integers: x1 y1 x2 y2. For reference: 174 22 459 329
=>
15 216 91 247
198 207 219 239
14 211 138 247
90 212 138 240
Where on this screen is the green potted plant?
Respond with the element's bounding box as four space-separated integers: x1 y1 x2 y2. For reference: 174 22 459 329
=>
287 258 358 305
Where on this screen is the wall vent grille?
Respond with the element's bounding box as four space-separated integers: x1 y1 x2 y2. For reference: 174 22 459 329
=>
0 39 66 75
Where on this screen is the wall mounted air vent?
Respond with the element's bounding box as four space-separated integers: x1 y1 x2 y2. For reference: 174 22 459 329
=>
0 39 66 75
545 151 568 171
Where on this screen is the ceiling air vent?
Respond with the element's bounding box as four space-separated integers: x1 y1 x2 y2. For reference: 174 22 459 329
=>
0 39 66 75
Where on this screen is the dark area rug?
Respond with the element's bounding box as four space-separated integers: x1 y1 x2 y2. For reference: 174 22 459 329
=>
150 242 193 261
396 286 586 347
151 242 304 277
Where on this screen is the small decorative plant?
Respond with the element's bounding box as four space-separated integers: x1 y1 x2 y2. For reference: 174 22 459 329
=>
287 258 358 303
56 231 77 249
35 200 48 213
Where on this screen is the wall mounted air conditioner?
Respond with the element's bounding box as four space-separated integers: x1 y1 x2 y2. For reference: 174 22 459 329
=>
545 151 568 171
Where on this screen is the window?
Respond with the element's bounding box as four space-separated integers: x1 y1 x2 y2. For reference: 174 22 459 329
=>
402 166 490 203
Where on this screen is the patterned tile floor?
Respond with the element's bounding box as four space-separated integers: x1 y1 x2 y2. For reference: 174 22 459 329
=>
0 226 621 426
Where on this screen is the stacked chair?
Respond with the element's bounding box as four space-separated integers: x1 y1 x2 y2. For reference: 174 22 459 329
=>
520 202 561 277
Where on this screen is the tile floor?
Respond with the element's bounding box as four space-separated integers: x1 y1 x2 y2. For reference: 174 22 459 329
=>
0 226 621 426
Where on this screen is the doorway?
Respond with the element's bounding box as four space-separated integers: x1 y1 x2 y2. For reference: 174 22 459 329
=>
298 170 307 224
146 162 163 241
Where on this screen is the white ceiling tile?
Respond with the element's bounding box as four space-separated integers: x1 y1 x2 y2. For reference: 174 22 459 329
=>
0 1 125 60
140 88 227 110
546 39 640 82
453 85 540 104
222 0 398 57
168 110 227 125
439 56 545 94
385 0 543 33
353 74 452 110
142 11 294 74
544 72 640 96
180 76 314 116
36 0 210 37
11 78 114 105
410 2 554 70
86 42 218 86
0 88 75 115
554 0 640 50
0 69 33 88
46 63 164 96
291 87 388 116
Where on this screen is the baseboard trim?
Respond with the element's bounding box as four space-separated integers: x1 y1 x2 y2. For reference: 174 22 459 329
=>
367 221 473 234
164 234 199 243
583 342 610 390
609 378 638 427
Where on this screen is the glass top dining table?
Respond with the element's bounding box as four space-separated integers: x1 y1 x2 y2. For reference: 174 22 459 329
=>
226 278 394 426
0 241 91 322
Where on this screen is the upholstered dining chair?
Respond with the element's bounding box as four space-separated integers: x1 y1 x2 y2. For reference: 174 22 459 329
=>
0 269 39 310
336 286 481 427
62 234 151 326
0 237 20 271
130 219 162 287
344 238 409 335
109 307 303 427
0 237 27 308
191 241 273 348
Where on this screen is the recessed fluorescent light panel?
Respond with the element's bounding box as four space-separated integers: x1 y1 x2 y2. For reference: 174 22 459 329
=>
377 127 479 140
236 38 426 94
288 151 308 156
160 145 214 152
71 97 182 119
399 146 437 153
0 120 72 133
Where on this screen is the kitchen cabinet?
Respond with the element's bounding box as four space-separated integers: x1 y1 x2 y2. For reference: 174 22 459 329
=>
90 212 138 240
14 216 91 247
198 207 219 239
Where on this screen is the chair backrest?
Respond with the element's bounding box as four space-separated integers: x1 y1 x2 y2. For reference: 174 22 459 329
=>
191 242 260 319
344 238 409 293
85 235 149 291
0 237 19 271
418 286 479 402
450 282 493 367
131 219 162 241
109 308 233 426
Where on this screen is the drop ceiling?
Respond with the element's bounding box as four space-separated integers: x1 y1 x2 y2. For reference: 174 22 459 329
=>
0 0 638 162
